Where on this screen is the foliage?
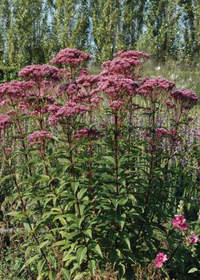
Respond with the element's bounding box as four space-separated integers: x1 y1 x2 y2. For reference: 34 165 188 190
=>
0 0 200 67
0 48 199 279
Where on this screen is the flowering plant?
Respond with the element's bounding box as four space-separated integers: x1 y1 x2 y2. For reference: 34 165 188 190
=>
0 48 199 280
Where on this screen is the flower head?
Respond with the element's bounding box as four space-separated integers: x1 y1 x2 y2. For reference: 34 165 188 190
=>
109 100 123 110
0 81 35 101
98 75 139 101
170 89 199 109
172 215 188 231
19 64 63 82
50 48 90 67
0 114 12 130
74 127 102 139
186 233 198 244
138 77 175 99
154 253 167 268
27 130 52 146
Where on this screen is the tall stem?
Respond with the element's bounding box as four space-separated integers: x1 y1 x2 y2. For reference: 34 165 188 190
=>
114 112 119 195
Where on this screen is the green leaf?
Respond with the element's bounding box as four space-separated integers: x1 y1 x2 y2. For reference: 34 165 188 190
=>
73 273 84 280
188 268 198 274
77 188 87 200
76 246 87 265
61 268 70 280
55 240 71 248
6 211 26 219
118 263 126 279
117 213 126 231
39 241 50 249
119 198 128 205
102 156 115 165
83 229 92 239
90 243 103 258
123 234 131 250
77 216 85 229
38 175 50 182
72 182 80 194
20 255 40 272
54 215 66 226
110 249 119 264
37 259 45 275
0 174 14 184
89 259 96 276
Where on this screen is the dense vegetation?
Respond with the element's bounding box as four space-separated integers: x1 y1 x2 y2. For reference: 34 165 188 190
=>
0 0 200 72
0 48 199 279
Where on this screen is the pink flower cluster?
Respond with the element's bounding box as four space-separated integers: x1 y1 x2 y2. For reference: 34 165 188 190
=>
58 82 79 99
154 252 167 268
165 100 175 109
27 130 52 146
50 48 90 67
115 50 150 60
139 77 175 98
170 89 199 108
98 75 139 100
19 64 64 82
76 74 99 88
48 101 88 125
101 50 150 79
185 233 198 245
55 102 88 118
58 77 101 105
109 100 123 110
154 128 176 139
0 81 35 101
102 57 142 78
76 75 101 104
0 114 12 130
172 215 188 230
74 127 102 139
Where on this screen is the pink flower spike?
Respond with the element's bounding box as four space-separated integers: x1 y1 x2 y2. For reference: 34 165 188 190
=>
172 215 188 231
154 253 167 268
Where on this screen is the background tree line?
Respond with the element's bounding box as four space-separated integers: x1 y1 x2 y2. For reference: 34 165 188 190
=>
0 0 199 81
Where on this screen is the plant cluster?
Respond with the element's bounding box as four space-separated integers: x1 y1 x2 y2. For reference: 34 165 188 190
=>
0 48 199 280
